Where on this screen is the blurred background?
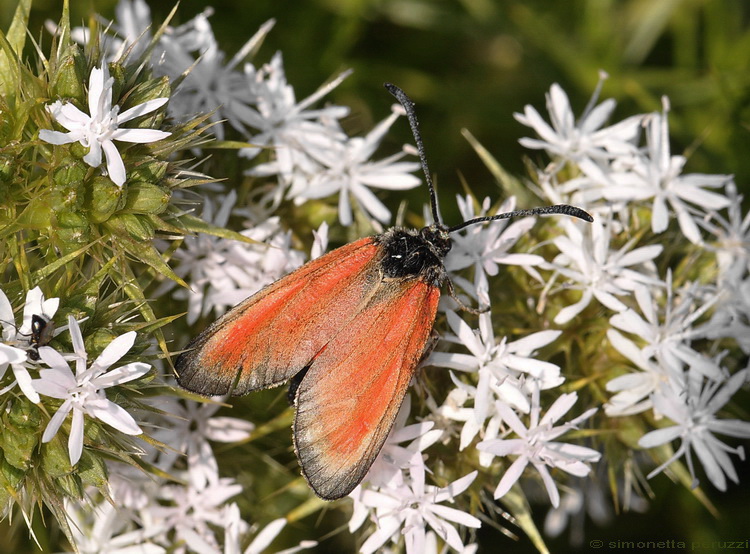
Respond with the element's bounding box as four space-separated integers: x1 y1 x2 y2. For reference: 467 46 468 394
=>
2 0 749 552
7 0 750 218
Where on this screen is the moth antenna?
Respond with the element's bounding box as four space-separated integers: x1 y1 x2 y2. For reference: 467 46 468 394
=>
385 83 442 224
448 204 593 233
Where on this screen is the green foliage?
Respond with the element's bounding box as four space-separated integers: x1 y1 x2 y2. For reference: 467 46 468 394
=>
0 2 221 548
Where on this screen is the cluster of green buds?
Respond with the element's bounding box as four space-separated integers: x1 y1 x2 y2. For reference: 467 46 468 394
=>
0 1 247 543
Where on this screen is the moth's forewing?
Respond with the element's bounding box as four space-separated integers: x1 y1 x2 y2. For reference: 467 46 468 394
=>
176 226 445 500
175 237 382 395
293 278 441 499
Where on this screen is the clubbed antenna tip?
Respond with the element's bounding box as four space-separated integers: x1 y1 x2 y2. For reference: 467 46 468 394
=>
449 204 593 233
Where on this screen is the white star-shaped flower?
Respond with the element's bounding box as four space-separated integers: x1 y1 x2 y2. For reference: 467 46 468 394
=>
549 216 664 324
514 72 642 184
147 397 255 490
356 464 480 554
240 52 351 190
63 498 167 554
477 385 600 508
289 105 421 226
159 15 276 140
603 325 668 417
32 316 150 465
47 0 154 62
445 196 545 298
430 309 564 416
697 182 750 352
150 474 242 553
700 181 750 283
639 368 750 491
600 98 731 244
349 395 444 535
609 279 723 380
163 191 308 324
223 502 317 554
39 64 171 187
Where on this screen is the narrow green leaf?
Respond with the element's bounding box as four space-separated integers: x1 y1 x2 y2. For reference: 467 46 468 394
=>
286 496 328 522
122 238 188 289
31 241 95 281
111 259 174 364
0 31 21 98
1 0 31 63
178 213 261 245
209 140 261 150
501 489 550 554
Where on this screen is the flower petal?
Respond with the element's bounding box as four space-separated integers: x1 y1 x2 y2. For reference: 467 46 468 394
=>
111 128 171 143
69 407 85 465
87 398 142 435
102 139 127 186
42 399 73 442
91 331 136 374
117 97 169 123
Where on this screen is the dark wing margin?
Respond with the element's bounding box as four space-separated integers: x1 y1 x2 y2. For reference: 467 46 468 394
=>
175 237 381 396
293 278 441 499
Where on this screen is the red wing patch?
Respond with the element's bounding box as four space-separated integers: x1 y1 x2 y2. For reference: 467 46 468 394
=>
292 278 441 499
176 237 382 396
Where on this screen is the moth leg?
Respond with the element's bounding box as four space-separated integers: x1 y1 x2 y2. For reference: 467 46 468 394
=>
445 278 489 315
419 328 441 366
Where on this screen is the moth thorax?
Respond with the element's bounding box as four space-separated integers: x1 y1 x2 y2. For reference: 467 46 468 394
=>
379 227 447 282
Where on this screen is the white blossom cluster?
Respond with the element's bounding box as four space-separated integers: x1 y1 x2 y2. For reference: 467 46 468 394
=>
348 72 750 550
60 390 317 554
45 0 421 323
0 286 293 553
50 0 420 225
515 74 750 507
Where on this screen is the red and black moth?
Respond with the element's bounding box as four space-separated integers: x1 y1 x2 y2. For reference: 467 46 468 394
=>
175 84 593 500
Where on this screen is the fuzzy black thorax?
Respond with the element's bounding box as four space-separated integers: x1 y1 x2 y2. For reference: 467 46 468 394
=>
376 225 451 286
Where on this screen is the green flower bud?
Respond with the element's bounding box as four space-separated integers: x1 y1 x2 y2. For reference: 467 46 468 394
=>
123 76 171 127
41 434 74 478
88 177 123 223
0 158 12 186
0 453 25 485
17 196 53 228
56 225 90 247
129 158 169 182
0 452 25 509
122 181 171 214
105 213 155 241
1 431 38 471
52 50 87 102
86 327 117 355
6 399 42 429
129 76 171 105
52 158 87 188
56 473 83 499
1 400 42 470
108 62 125 101
77 449 108 490
56 209 88 229
69 142 88 160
